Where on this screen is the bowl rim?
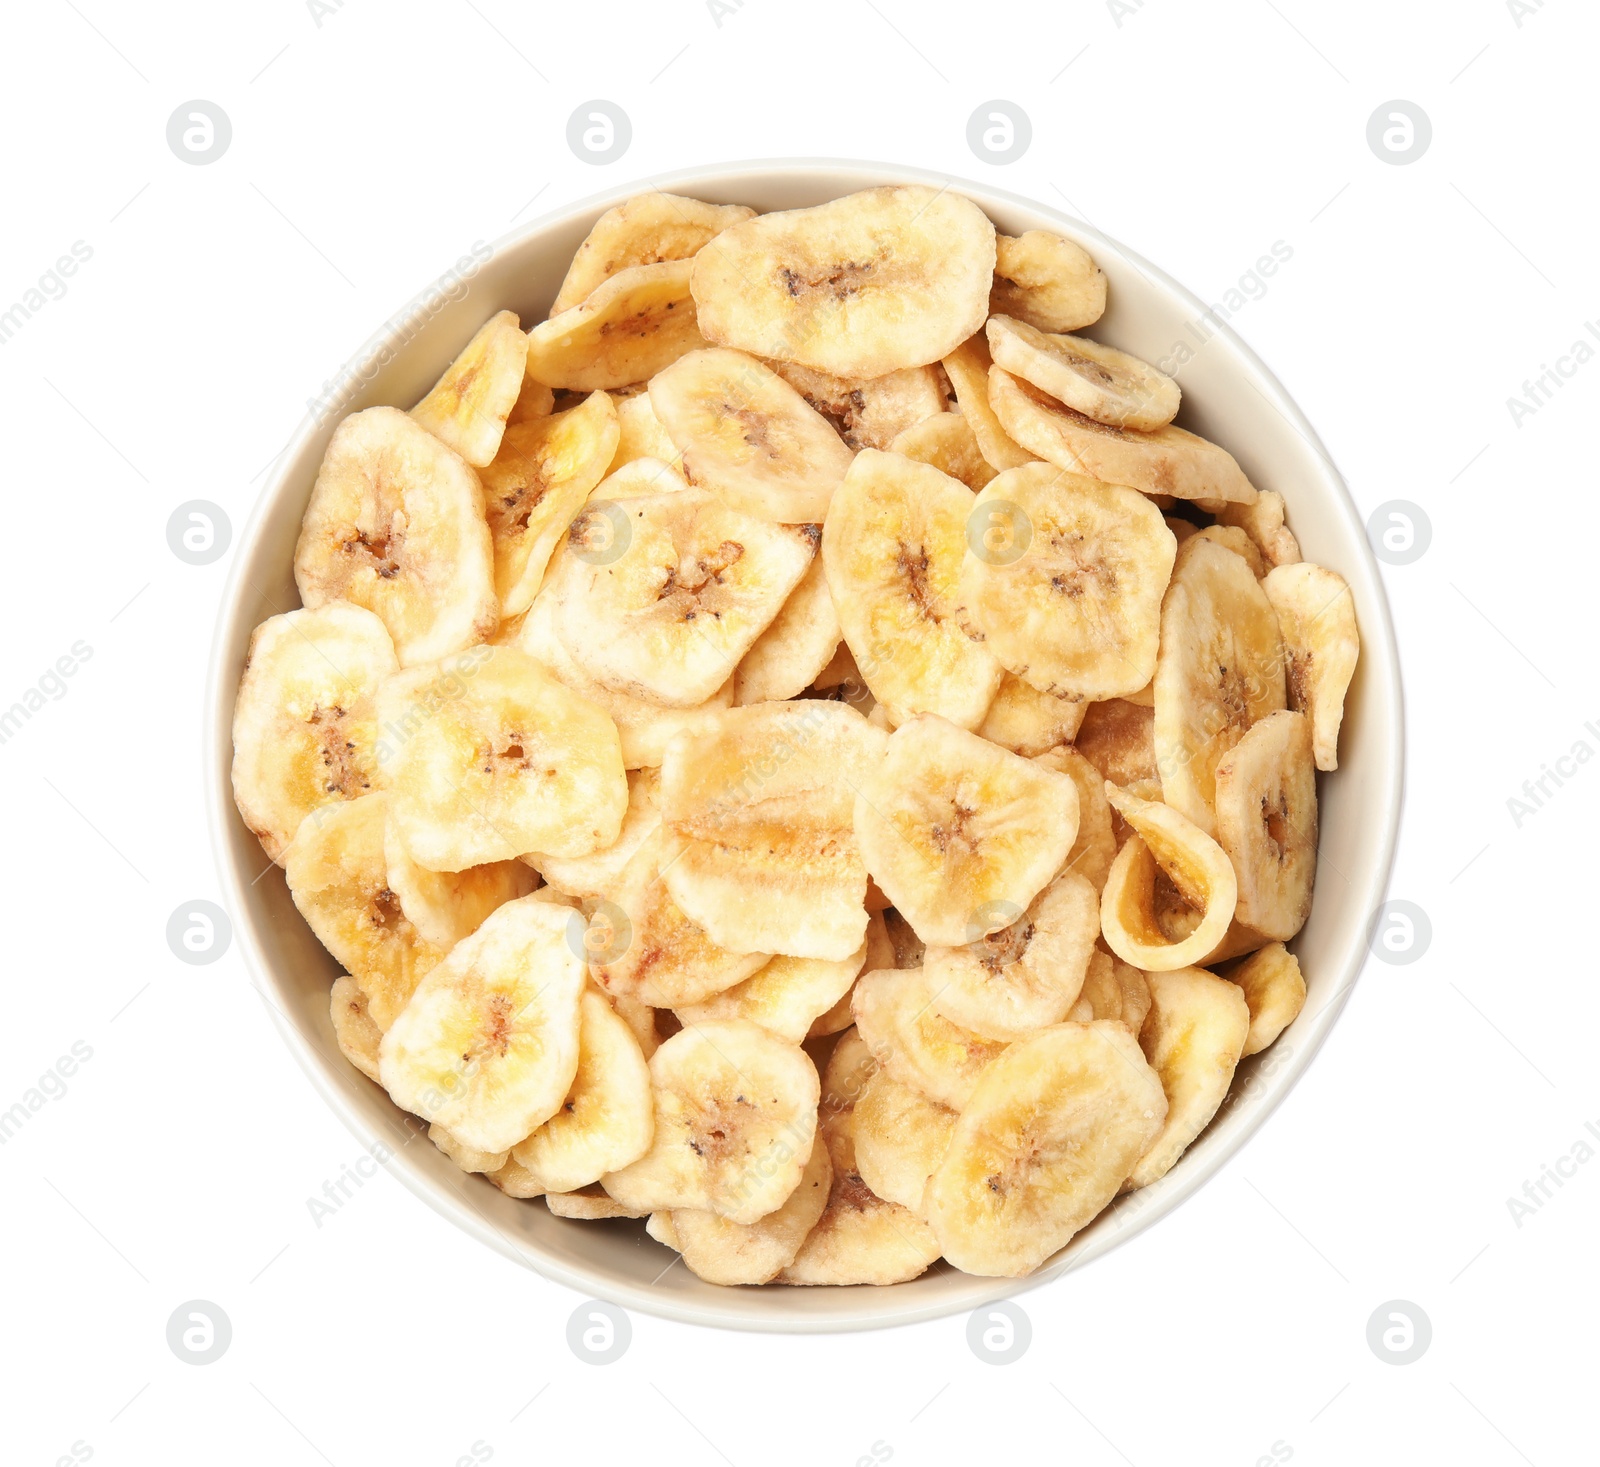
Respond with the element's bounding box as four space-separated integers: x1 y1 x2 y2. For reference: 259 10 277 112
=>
206 156 1404 1333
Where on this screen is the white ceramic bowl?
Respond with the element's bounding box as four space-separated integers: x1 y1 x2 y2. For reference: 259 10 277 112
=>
206 160 1402 1333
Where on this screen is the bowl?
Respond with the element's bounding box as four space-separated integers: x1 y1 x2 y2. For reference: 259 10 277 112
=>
205 159 1403 1333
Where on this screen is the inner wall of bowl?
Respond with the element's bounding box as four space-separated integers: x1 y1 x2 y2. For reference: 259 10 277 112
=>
212 162 1399 1332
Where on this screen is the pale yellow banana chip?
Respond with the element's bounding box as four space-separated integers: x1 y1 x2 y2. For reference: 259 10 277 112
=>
384 822 537 948
659 700 888 960
511 988 654 1191
546 1185 647 1219
823 449 1003 729
676 942 866 1045
889 409 998 491
487 1154 546 1198
548 488 815 707
1154 536 1287 835
1065 952 1152 1035
925 1021 1166 1276
691 185 995 379
1074 698 1161 802
990 230 1107 334
1262 561 1359 772
410 309 528 467
987 316 1180 431
1218 942 1306 1056
808 911 887 1038
852 1070 956 1215
819 1025 881 1123
524 766 661 899
1126 967 1249 1189
855 714 1078 948
330 974 383 1082
1213 710 1317 941
924 871 1099 1040
851 967 1008 1110
1031 746 1116 890
480 390 619 617
525 259 707 391
650 348 855 524
988 366 1257 505
602 1018 819 1224
943 333 1036 471
959 463 1177 700
733 554 842 706
379 646 627 869
551 193 755 315
429 1122 508 1175
606 391 686 477
1100 785 1239 972
378 895 586 1153
1219 490 1300 568
284 793 446 1030
1193 523 1265 579
669 1132 832 1285
295 406 498 666
507 371 554 426
977 674 1086 756
231 601 397 863
765 359 946 450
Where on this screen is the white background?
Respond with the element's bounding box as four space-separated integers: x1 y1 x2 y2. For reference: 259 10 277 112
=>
0 1 1593 1463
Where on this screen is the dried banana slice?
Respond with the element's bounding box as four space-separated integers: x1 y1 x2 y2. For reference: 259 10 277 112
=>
379 645 628 870
1066 950 1121 1024
284 793 446 1030
1219 490 1300 568
480 390 619 617
1219 942 1306 1055
1126 967 1249 1189
733 555 841 705
925 1021 1167 1277
601 1018 819 1224
924 871 1099 1040
765 359 945 451
990 230 1107 334
607 391 686 477
823 449 1003 729
820 1025 881 1123
1100 785 1239 972
551 193 755 316
675 943 867 1044
889 410 998 492
524 766 661 900
1032 746 1116 890
988 367 1258 505
295 406 498 666
487 1154 546 1198
668 1132 832 1285
987 316 1179 431
231 601 396 863
378 895 586 1153
943 333 1036 471
882 910 926 971
659 699 888 960
1193 523 1265 579
515 584 732 769
852 1071 956 1214
525 259 707 391
808 913 889 1038
1213 710 1318 941
959 463 1178 701
1262 562 1359 772
691 185 995 379
779 1093 941 1286
546 1186 647 1219
851 967 1008 1110
410 309 528 467
588 828 770 1007
330 974 383 1082
549 489 815 708
507 371 554 426
649 348 855 523
384 822 537 948
977 674 1086 756
510 988 654 1191
855 714 1078 947
1074 698 1162 802
429 1123 508 1175
1154 536 1287 834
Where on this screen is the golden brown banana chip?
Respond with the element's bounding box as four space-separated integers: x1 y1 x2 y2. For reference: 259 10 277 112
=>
1263 562 1359 772
889 410 998 492
943 333 1036 471
410 309 528 467
977 674 1086 757
1218 942 1306 1055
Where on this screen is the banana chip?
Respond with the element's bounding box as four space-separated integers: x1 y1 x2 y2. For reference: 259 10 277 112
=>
1219 490 1300 569
852 1071 956 1214
977 674 1086 756
823 449 1003 729
851 967 1008 1110
384 823 538 949
1262 562 1359 771
546 1186 648 1220
410 309 528 467
990 230 1107 334
330 974 383 1082
295 407 498 666
551 193 755 315
766 359 946 451
1074 698 1162 802
943 333 1036 472
987 316 1179 431
607 391 686 477
1032 746 1116 891
889 410 998 492
692 185 995 378
429 1122 508 1176
675 944 867 1045
524 766 662 900
733 555 842 706
1219 942 1306 1056
232 601 397 863
988 366 1258 505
